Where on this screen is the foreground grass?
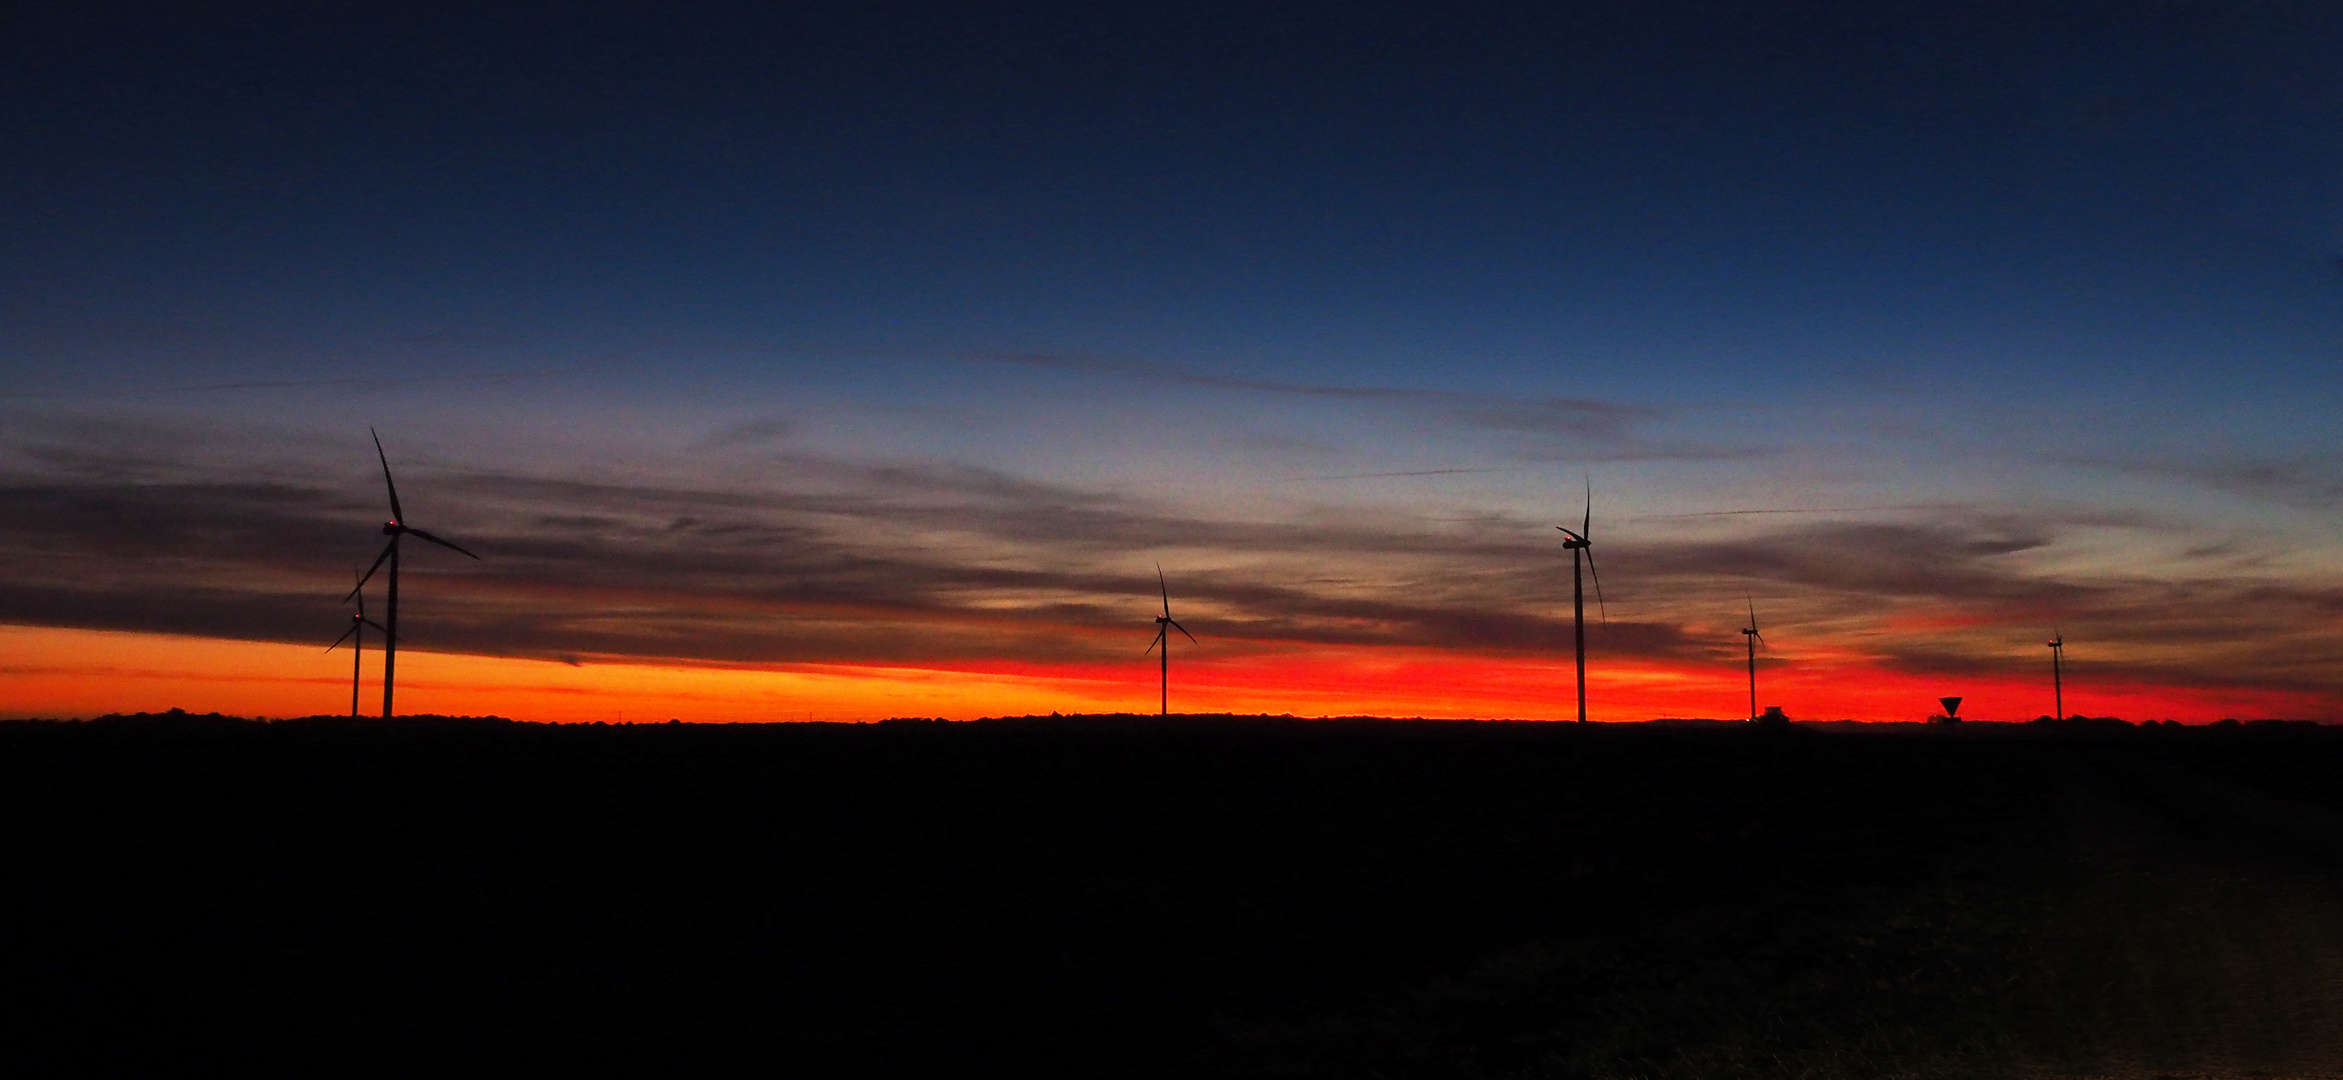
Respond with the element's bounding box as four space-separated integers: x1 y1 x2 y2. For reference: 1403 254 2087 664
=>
3 716 2338 1075
1212 749 2343 1079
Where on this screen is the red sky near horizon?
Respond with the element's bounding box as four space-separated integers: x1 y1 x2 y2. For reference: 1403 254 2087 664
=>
5 624 2324 725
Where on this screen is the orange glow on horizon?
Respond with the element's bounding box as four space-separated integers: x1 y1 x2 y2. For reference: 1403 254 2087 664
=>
0 623 2332 724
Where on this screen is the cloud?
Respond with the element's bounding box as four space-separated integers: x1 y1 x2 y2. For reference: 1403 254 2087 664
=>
0 413 2335 700
2086 453 2343 508
696 416 796 450
987 352 1449 403
1455 398 1666 442
983 351 1756 461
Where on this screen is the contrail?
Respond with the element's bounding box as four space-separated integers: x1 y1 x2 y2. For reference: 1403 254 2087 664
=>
1640 504 1949 519
0 369 568 401
1280 467 1518 482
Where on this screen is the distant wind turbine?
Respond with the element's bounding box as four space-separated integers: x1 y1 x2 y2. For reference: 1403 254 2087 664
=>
326 573 390 719
1554 479 1607 723
1741 598 1765 723
1144 566 1195 716
2047 630 2065 720
347 428 479 720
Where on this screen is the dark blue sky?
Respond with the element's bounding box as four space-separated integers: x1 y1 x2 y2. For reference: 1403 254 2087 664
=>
7 1 2339 405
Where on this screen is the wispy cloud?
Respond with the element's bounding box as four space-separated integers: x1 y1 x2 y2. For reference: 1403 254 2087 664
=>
0 413 2333 700
695 416 796 450
2097 453 2343 508
983 352 1758 461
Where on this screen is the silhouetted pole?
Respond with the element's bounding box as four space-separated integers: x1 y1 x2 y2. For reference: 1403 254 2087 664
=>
383 537 399 720
2049 635 2064 721
1146 569 1192 717
1745 631 1757 722
1572 546 1586 723
1556 489 1600 724
350 620 363 718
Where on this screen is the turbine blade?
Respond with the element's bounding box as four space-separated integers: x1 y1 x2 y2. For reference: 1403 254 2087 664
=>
1145 628 1163 655
1746 595 1757 632
405 527 481 559
347 540 396 600
327 624 358 651
1157 563 1170 618
1585 548 1607 623
1170 619 1196 643
1582 475 1592 538
372 427 404 523
364 619 391 635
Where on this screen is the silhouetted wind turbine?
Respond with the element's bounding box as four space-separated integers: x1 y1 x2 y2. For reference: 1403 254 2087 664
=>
326 573 389 719
347 428 478 720
1741 598 1765 723
1554 479 1607 723
2047 630 2065 721
1144 566 1195 717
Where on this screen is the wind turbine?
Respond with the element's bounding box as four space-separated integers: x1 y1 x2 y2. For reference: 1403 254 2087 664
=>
1741 598 1764 723
347 428 479 720
1144 565 1195 717
1554 479 1607 723
2047 630 2065 721
326 573 390 719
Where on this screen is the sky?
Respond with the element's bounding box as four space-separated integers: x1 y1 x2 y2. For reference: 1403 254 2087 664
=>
4 0 2342 722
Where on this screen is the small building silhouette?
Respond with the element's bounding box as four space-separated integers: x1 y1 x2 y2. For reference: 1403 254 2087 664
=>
1755 705 1790 728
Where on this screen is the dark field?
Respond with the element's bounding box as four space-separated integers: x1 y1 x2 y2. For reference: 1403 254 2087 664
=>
5 715 2342 1077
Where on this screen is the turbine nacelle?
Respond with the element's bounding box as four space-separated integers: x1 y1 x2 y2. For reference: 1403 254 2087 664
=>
1146 565 1196 715
1557 477 1606 723
355 427 481 720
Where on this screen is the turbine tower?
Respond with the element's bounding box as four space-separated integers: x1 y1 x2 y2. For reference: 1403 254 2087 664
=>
1554 480 1606 723
1144 566 1195 716
326 575 389 719
1741 598 1765 723
2047 630 2065 721
347 428 479 720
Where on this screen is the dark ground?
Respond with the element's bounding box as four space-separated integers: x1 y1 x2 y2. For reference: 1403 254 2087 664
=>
3 714 2340 1077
